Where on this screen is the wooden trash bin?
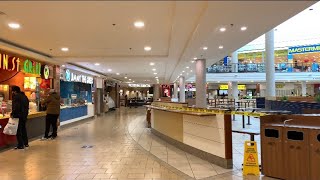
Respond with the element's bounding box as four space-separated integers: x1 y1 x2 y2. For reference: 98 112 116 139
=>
283 127 310 180
261 125 285 179
310 129 320 180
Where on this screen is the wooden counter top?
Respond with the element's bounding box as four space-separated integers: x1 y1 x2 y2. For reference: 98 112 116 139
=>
145 105 229 116
0 111 46 120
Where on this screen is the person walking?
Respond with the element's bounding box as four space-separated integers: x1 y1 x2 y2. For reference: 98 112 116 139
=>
42 89 60 140
11 86 29 149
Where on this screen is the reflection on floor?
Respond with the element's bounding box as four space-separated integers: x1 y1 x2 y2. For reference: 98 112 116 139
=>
0 108 276 180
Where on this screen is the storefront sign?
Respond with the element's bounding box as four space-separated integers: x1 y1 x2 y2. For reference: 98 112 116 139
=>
219 84 246 90
42 65 50 79
128 84 151 87
276 84 285 88
64 69 93 84
0 53 21 72
288 44 320 54
23 59 41 75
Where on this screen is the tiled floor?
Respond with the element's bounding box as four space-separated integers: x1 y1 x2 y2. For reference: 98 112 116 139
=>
0 108 276 180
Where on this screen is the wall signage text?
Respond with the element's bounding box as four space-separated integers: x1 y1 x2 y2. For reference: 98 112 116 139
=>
64 69 93 84
0 53 21 72
288 44 320 54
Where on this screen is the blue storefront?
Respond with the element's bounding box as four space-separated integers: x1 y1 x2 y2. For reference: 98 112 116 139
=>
60 68 95 124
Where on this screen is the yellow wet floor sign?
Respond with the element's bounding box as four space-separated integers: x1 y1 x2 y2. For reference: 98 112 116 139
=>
243 141 260 176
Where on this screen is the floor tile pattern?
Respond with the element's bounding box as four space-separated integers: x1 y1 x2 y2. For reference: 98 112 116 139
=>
0 108 276 180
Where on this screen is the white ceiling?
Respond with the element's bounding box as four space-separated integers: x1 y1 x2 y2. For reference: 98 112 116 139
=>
0 1 315 84
239 2 320 52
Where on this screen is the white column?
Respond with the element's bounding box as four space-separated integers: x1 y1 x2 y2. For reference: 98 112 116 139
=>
265 29 276 100
301 81 307 96
232 82 238 101
228 82 232 99
173 82 178 99
153 84 160 101
195 59 207 108
179 76 185 102
231 51 238 73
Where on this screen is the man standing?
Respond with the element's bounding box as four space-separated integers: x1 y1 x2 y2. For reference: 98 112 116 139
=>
11 86 29 149
42 89 60 140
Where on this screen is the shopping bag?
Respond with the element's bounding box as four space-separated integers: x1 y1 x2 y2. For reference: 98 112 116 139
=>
3 118 19 135
57 118 60 127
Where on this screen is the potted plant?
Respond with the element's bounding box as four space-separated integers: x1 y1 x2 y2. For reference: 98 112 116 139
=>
281 96 288 101
315 94 320 103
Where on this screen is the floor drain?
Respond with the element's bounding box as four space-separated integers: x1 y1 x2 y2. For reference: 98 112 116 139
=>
81 145 94 148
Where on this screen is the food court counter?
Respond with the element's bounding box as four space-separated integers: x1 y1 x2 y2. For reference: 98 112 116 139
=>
60 103 94 125
0 111 47 149
146 105 233 168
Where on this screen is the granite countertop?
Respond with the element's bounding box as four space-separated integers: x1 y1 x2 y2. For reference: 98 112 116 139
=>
145 105 228 116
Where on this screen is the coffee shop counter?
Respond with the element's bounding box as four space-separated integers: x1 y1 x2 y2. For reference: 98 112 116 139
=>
146 104 233 168
0 111 47 149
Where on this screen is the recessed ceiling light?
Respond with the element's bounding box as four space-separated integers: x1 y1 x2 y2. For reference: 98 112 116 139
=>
191 60 195 63
203 47 208 50
241 26 247 31
149 62 155 66
124 77 128 79
219 27 226 32
155 77 158 79
190 70 193 72
134 21 145 28
116 73 120 75
153 72 157 75
108 69 112 72
129 79 132 81
193 57 197 60
61 65 65 67
180 73 182 76
132 81 135 83
94 63 100 66
152 68 156 71
219 45 223 49
61 47 69 52
144 46 152 51
186 66 189 69
182 71 185 73
8 23 20 29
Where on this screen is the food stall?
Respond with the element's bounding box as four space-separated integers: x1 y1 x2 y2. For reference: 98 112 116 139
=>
0 50 57 149
59 68 94 125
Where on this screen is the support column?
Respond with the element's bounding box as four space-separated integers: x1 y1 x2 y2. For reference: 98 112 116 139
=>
173 82 178 99
179 76 185 102
231 51 238 73
153 84 160 101
195 59 207 108
265 29 276 100
301 81 307 96
232 82 238 101
228 82 232 99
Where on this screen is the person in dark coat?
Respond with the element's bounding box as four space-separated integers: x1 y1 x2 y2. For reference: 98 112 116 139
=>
41 89 60 140
11 86 29 149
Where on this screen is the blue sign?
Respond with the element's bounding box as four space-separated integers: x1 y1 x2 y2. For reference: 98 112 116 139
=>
65 69 71 81
288 44 320 54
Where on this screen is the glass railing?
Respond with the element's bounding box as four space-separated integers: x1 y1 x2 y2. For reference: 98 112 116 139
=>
207 63 320 73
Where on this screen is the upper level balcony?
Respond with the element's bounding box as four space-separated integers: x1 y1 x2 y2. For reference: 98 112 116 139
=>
207 62 320 73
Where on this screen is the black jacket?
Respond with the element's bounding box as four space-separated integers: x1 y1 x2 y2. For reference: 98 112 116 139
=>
11 92 29 118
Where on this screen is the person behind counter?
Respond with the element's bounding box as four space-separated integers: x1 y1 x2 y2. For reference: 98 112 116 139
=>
11 86 29 149
41 89 60 140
